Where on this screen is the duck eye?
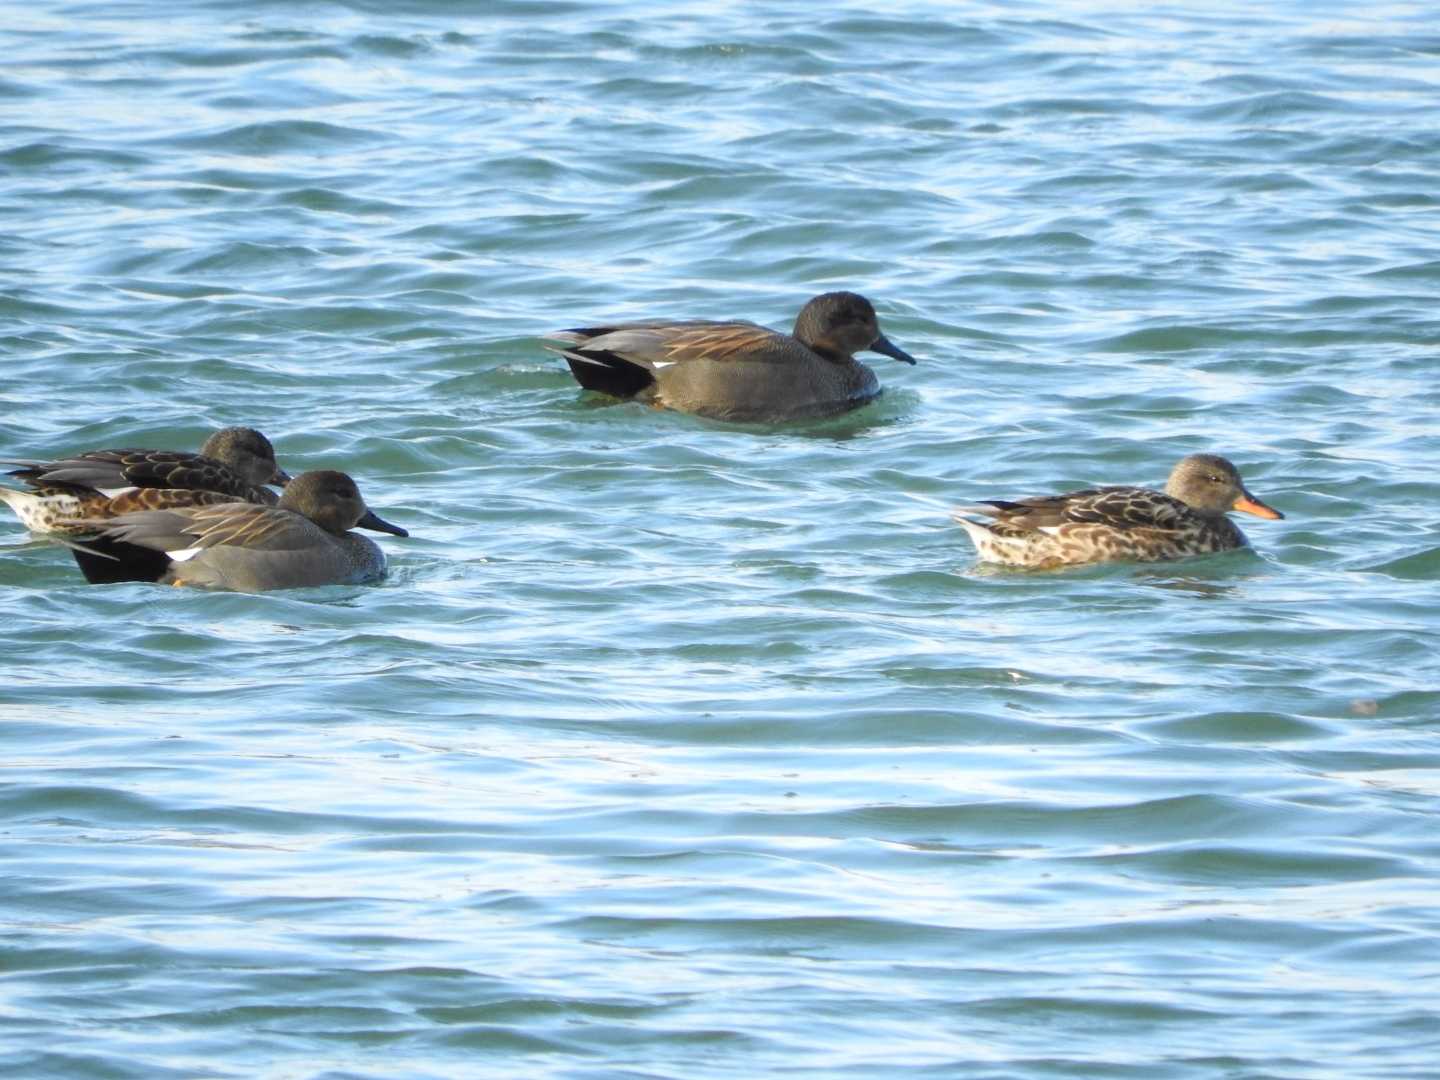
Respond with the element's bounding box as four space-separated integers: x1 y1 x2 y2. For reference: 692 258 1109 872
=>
1207 474 1223 483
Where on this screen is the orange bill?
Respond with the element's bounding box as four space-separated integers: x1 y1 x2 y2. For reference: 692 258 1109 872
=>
1233 491 1284 520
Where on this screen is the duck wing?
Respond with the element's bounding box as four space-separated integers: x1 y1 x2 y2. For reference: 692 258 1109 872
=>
957 486 1191 531
78 502 315 556
6 448 267 499
546 320 791 371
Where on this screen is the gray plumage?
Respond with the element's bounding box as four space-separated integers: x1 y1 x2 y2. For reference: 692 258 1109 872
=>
543 291 918 421
67 470 408 591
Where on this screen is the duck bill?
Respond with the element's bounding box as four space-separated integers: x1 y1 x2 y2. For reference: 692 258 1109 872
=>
356 508 409 537
1233 490 1284 520
869 334 918 366
272 467 294 486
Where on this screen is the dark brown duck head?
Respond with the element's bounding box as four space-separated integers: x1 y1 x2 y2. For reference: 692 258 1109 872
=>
200 426 292 488
1165 453 1284 520
279 470 409 537
792 291 918 366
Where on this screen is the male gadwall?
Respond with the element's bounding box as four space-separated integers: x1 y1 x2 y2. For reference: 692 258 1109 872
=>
1 426 290 536
66 470 408 591
952 453 1284 569
543 291 918 421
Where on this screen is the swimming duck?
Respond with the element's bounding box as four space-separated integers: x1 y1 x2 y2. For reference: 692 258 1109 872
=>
65 470 408 591
952 453 1284 569
543 291 917 421
1 426 290 536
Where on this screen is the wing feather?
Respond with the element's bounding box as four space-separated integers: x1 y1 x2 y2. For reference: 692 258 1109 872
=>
955 486 1190 531
547 320 788 370
6 449 273 500
68 503 314 556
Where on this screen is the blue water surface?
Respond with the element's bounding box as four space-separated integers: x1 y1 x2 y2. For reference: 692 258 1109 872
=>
2 1 1439 1077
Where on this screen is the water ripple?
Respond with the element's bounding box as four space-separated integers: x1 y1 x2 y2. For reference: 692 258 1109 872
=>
3 0 1439 1077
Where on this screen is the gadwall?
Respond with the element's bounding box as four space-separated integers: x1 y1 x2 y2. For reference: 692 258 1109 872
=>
66 470 408 591
952 454 1284 569
543 291 917 421
2 426 290 536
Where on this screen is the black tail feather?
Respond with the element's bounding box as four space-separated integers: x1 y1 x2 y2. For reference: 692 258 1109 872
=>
69 534 173 584
563 351 655 399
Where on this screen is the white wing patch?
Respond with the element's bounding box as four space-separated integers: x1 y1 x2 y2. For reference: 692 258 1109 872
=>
167 546 205 562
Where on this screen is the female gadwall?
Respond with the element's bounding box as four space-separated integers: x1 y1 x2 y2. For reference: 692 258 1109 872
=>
543 291 917 421
66 470 408 591
952 453 1285 569
1 426 290 535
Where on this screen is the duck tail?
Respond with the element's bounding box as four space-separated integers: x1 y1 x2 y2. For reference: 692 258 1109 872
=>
1 485 51 531
0 485 39 511
60 532 173 584
949 516 993 542
951 503 1006 522
543 345 656 400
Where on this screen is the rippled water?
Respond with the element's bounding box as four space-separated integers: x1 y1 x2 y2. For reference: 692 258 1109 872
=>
3 1 1439 1076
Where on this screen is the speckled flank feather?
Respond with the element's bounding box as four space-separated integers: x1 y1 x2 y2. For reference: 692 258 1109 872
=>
952 454 1284 569
1 486 90 534
1 485 252 537
953 511 1247 569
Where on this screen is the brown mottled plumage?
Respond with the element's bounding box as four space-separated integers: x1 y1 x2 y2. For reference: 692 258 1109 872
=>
65 470 409 591
1 426 289 536
952 454 1285 569
543 291 918 421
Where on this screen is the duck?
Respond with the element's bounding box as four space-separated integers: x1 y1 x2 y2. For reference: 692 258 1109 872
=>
64 470 408 591
951 453 1284 569
542 291 918 421
1 426 290 536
